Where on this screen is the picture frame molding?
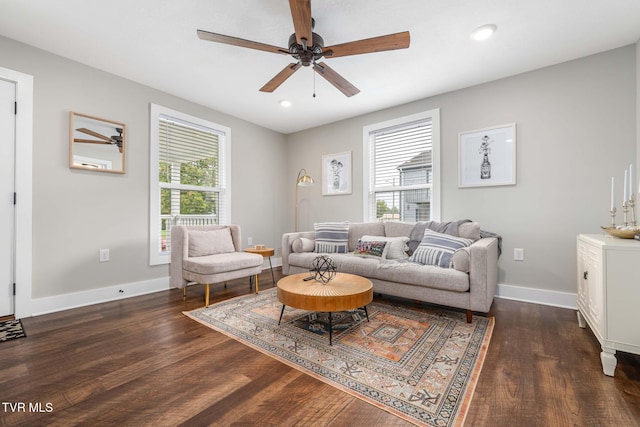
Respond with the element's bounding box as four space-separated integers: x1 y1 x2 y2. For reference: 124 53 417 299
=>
322 151 352 196
458 123 516 188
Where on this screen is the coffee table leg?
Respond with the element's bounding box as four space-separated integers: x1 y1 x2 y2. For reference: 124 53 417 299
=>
328 312 333 345
278 305 286 325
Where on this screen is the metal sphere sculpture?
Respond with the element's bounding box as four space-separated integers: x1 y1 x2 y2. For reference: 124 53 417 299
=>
311 255 337 284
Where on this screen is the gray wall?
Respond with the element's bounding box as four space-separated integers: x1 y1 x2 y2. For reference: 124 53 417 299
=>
1 36 288 299
286 45 637 295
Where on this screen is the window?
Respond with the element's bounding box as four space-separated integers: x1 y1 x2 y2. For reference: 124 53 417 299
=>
149 104 230 265
363 109 440 223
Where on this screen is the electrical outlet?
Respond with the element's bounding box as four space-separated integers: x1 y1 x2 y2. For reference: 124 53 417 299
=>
248 237 253 246
514 248 524 261
99 248 110 262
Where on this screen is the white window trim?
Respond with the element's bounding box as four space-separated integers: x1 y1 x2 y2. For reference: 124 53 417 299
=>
149 103 231 265
362 108 440 222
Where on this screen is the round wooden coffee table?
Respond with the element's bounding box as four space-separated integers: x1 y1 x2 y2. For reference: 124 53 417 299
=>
277 272 373 345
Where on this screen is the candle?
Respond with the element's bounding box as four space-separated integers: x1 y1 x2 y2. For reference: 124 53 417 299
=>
611 176 615 209
624 169 628 204
630 164 634 199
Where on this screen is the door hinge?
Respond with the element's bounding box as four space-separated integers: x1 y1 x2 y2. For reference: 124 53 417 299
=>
13 283 16 296
14 101 17 115
14 192 17 205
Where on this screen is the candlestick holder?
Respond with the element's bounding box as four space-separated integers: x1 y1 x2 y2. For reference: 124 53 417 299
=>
610 207 617 227
630 194 637 227
623 202 629 227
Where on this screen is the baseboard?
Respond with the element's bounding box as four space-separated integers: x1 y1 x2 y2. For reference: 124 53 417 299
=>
30 277 170 317
495 283 577 310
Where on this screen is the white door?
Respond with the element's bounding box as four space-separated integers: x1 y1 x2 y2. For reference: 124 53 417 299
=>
0 78 16 317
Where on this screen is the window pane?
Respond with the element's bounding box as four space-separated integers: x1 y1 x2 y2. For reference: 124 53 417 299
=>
158 118 219 187
374 189 431 222
159 189 219 254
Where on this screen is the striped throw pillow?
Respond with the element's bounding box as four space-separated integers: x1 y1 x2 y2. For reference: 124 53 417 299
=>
409 229 473 268
314 222 349 253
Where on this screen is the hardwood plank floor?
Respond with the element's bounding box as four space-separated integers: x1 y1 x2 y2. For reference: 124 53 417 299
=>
1 268 639 426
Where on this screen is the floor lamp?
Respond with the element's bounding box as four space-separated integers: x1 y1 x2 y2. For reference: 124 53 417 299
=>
295 168 314 232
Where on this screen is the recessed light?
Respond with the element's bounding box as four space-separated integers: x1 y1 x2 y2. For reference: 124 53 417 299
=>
279 100 292 108
470 24 497 41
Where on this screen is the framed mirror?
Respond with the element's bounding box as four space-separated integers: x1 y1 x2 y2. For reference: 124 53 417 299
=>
70 112 126 173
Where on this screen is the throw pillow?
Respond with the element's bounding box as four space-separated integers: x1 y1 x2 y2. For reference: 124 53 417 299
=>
292 237 315 253
409 229 473 268
353 240 387 258
360 235 409 260
314 222 349 253
188 228 235 257
451 247 471 273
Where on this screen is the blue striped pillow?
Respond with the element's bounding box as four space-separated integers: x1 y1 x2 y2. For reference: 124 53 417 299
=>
409 229 473 268
314 222 349 253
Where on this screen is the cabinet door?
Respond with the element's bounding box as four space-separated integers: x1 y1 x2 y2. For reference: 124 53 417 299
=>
578 239 603 336
606 250 640 346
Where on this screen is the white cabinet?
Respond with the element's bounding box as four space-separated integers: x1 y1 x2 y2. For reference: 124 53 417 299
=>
576 234 640 376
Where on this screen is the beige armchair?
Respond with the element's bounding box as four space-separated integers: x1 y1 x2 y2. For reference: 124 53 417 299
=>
170 224 264 306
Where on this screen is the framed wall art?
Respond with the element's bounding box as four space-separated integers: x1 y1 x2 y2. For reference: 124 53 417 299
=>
458 123 516 187
322 151 352 195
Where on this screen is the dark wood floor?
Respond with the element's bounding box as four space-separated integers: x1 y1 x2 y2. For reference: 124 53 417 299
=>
1 268 639 426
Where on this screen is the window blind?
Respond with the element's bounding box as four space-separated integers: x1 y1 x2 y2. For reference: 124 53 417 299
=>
368 118 433 222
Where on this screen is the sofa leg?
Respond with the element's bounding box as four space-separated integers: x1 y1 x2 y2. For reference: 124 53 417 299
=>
205 284 210 307
182 288 187 300
224 281 227 289
466 309 472 323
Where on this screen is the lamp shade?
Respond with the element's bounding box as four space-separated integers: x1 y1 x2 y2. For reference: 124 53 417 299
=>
297 169 314 186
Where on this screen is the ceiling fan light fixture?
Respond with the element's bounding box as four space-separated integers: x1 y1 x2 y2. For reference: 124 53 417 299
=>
470 24 497 41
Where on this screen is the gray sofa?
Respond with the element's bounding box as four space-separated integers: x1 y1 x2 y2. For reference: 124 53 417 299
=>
282 221 499 322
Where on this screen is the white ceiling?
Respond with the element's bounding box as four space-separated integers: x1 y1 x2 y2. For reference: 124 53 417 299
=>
1 0 639 134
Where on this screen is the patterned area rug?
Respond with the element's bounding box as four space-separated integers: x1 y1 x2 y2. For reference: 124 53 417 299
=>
0 319 27 343
185 288 493 427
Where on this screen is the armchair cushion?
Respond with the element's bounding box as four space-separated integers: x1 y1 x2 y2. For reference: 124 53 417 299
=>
188 228 235 257
183 252 263 276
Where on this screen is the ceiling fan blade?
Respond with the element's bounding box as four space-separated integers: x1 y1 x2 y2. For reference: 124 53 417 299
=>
289 0 312 47
197 29 288 55
313 62 360 97
322 31 410 58
260 62 302 92
260 63 302 92
76 128 112 141
74 139 111 145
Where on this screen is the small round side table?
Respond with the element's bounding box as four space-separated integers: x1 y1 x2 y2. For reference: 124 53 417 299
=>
244 247 275 285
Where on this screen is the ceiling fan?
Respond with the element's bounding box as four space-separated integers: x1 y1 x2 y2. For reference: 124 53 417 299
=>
197 0 410 97
74 127 124 153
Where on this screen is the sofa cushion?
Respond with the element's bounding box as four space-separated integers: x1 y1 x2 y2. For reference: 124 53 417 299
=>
383 221 415 239
292 237 315 253
314 222 350 253
409 229 473 268
353 239 387 258
459 222 481 241
360 235 409 260
348 222 385 251
287 252 469 292
188 228 235 257
451 247 471 273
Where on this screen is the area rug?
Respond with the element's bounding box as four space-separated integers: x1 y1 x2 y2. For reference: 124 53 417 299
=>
185 288 493 426
0 319 27 343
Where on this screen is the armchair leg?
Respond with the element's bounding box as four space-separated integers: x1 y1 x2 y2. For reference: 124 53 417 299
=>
182 288 187 300
205 284 210 307
255 274 259 294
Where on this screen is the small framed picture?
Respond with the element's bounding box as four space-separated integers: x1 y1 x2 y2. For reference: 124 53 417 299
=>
322 151 352 195
458 123 516 187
